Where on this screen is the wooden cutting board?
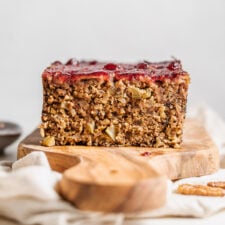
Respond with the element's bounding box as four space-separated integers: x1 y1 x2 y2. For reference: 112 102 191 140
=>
17 119 219 213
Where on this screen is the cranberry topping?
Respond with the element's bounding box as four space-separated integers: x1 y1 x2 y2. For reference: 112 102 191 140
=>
136 63 148 69
140 152 151 156
89 60 98 65
51 61 62 65
71 72 109 81
66 58 78 66
156 65 164 69
104 63 117 71
53 73 70 83
43 59 186 83
115 73 146 81
167 61 181 71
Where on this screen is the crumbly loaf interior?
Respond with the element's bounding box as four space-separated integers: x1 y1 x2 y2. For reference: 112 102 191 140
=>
40 74 189 148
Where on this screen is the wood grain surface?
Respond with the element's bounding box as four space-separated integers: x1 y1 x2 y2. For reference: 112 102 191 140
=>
17 119 219 213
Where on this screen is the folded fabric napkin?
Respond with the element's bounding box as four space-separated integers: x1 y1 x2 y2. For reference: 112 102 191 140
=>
0 105 225 225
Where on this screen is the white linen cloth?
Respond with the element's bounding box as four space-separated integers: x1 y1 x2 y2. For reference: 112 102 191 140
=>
0 105 225 225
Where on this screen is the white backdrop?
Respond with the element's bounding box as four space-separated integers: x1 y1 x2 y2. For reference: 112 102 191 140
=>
0 0 225 136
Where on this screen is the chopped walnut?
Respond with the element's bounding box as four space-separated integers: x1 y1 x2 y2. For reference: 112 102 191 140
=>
42 136 55 147
128 86 151 99
105 125 116 141
87 121 95 134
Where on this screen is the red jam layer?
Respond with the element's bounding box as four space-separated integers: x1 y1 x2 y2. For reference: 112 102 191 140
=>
42 59 188 83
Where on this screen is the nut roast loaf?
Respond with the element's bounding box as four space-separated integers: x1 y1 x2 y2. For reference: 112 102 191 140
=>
40 59 190 148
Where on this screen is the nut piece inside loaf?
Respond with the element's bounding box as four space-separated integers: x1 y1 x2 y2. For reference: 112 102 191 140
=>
40 59 190 148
